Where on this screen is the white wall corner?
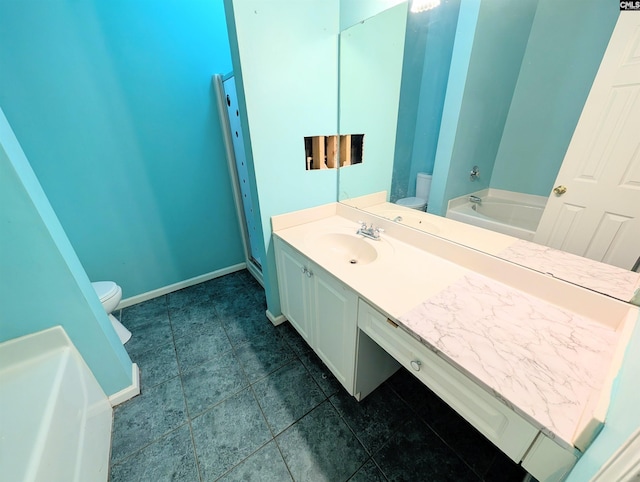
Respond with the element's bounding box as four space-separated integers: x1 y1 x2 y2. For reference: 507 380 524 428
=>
266 310 286 326
108 363 140 407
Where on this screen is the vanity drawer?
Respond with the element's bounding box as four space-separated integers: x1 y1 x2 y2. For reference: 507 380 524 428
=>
358 299 538 463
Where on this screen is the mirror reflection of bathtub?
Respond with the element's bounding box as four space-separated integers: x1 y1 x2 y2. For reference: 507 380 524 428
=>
446 189 547 242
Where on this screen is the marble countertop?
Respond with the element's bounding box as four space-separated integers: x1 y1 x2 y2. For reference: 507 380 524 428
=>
398 273 620 450
498 240 640 302
272 202 637 451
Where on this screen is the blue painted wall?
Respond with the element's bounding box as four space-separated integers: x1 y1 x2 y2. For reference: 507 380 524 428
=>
429 0 537 215
225 0 340 317
338 3 408 201
391 0 460 202
1 109 132 396
0 0 244 299
428 0 481 216
340 0 406 31
491 0 619 196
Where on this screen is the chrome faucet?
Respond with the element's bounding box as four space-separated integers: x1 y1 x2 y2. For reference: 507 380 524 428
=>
469 195 482 204
470 165 480 181
356 221 383 240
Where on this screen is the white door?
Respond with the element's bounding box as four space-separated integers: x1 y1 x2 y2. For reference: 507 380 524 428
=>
533 13 640 270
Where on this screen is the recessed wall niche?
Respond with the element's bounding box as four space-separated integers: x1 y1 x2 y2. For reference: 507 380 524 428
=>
304 134 364 170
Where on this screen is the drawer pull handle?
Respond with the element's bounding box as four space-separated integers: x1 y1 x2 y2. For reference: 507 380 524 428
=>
410 360 422 371
386 318 398 328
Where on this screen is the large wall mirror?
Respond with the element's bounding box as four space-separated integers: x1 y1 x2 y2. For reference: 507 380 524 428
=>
338 0 640 305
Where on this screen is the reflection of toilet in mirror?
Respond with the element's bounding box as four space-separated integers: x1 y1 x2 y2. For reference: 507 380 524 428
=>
92 281 132 344
396 173 432 211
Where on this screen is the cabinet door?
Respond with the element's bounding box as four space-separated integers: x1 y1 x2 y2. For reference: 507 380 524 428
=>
275 240 313 345
312 267 358 394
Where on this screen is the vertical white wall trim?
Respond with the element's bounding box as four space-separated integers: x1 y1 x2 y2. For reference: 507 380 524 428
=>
591 427 640 481
108 363 140 407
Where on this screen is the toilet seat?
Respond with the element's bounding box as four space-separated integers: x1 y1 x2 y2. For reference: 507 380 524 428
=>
92 281 120 303
396 196 427 210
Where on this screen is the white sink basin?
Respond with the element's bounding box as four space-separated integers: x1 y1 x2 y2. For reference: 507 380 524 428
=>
304 226 396 267
312 233 379 266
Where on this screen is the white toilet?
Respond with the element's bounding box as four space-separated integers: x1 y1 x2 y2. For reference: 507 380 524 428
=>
92 281 132 344
396 172 432 211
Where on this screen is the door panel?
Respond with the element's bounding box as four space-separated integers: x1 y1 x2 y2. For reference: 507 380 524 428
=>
534 14 640 270
277 244 312 344
313 271 358 393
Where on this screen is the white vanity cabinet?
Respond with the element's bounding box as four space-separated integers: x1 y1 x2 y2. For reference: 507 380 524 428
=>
274 237 314 345
270 204 631 482
274 237 359 394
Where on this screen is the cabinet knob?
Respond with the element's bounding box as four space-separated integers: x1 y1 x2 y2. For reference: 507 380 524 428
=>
410 360 422 371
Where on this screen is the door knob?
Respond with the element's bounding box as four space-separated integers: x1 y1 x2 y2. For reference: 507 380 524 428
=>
553 185 567 196
410 360 422 371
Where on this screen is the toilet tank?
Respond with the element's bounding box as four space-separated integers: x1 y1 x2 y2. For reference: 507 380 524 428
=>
415 173 432 200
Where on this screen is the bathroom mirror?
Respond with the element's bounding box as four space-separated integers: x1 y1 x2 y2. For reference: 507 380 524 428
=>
338 2 408 198
337 0 640 304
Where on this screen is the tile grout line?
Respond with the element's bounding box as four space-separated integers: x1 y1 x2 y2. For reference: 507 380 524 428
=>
110 272 507 481
384 375 487 480
166 296 207 482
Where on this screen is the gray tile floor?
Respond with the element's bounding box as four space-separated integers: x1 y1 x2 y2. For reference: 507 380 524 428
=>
108 270 528 481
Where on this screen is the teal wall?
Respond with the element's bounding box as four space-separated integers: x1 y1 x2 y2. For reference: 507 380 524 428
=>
391 0 460 202
491 0 619 196
428 0 481 216
339 0 406 30
0 109 132 396
0 0 244 299
429 0 537 216
567 311 640 480
226 0 340 316
338 3 408 201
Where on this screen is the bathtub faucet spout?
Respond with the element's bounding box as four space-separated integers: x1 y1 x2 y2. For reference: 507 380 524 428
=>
469 195 482 204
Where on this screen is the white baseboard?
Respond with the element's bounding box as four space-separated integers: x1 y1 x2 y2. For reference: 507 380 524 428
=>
118 263 246 308
109 363 140 407
266 310 286 326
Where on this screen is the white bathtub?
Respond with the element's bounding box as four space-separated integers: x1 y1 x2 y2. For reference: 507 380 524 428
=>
446 190 547 241
0 326 112 482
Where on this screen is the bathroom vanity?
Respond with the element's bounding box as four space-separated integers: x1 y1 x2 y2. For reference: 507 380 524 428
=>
272 202 638 482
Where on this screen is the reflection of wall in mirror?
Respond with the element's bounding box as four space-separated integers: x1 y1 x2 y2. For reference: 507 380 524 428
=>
373 0 618 217
338 3 408 201
391 0 460 202
424 0 618 216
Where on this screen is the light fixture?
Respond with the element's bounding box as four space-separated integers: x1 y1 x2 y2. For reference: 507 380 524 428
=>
411 0 441 13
